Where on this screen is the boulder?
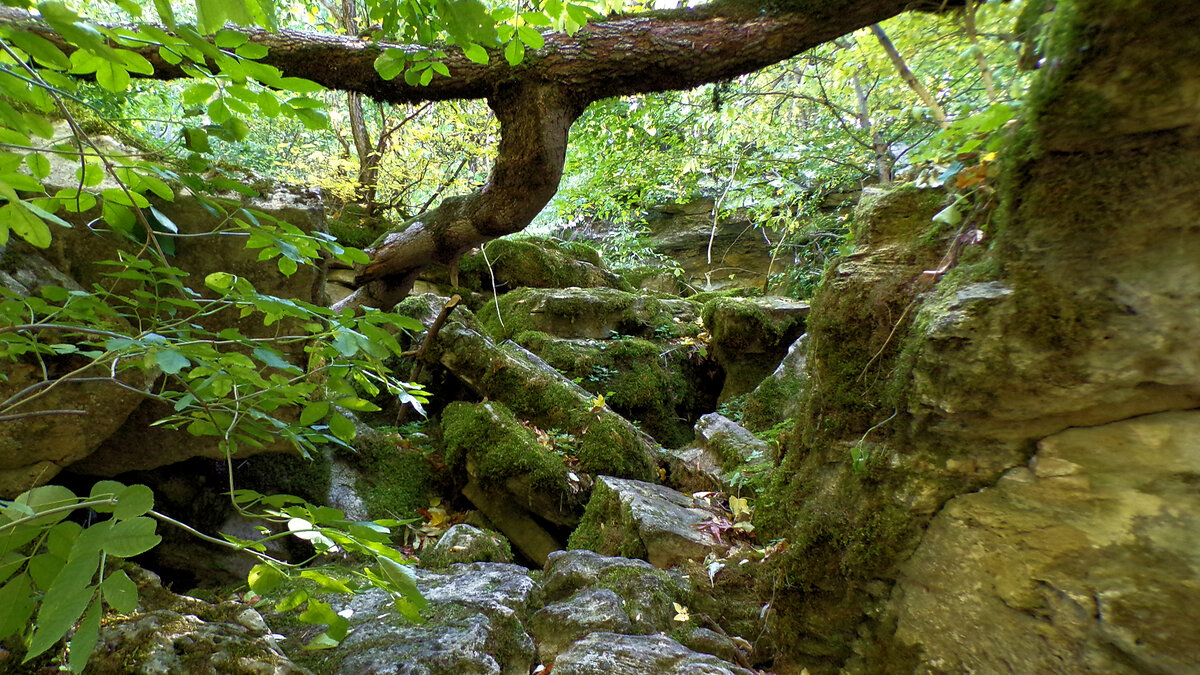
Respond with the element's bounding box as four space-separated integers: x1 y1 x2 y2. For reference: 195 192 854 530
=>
528 588 632 662
888 410 1200 673
536 549 690 636
665 413 771 493
83 565 309 675
0 250 154 496
396 296 659 483
701 296 809 401
739 332 809 432
422 524 514 569
479 287 699 341
450 236 628 293
567 476 731 568
508 331 720 449
551 632 755 675
328 562 535 675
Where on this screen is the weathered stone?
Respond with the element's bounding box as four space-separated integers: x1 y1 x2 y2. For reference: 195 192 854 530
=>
701 296 809 401
528 588 632 662
888 410 1200 674
537 549 689 635
443 400 588 529
396 296 658 483
740 332 808 432
330 563 535 675
448 236 628 293
422 524 514 569
461 480 561 566
508 331 720 449
83 565 309 675
479 287 699 341
665 413 770 493
551 632 755 675
568 476 730 568
0 251 154 497
15 124 330 477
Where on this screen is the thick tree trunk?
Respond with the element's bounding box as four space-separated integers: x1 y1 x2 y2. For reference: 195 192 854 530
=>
0 0 914 308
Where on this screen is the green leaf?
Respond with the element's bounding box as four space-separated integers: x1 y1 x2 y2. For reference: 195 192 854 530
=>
377 556 427 610
1 201 50 248
0 574 34 639
215 28 249 48
67 597 102 673
328 413 356 442
374 49 406 80
153 349 190 375
299 401 329 425
463 43 488 65
7 485 76 527
101 517 161 557
182 82 217 106
299 570 354 594
517 25 544 49
100 569 138 613
247 564 284 595
521 11 553 26
183 127 211 153
152 0 177 29
504 39 524 66
24 152 51 179
236 42 269 59
7 30 70 69
95 61 131 92
26 577 95 660
112 484 154 520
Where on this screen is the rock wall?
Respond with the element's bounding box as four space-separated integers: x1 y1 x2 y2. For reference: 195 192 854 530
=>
756 0 1200 671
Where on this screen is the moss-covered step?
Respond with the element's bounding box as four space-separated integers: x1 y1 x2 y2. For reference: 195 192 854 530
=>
552 632 755 675
701 296 809 402
479 286 701 342
567 476 731 568
420 523 514 569
397 295 660 483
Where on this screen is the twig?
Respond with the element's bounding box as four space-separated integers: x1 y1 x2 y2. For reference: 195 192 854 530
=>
856 299 916 382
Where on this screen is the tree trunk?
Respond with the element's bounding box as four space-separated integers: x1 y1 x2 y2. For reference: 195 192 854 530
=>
869 23 950 129
0 0 916 307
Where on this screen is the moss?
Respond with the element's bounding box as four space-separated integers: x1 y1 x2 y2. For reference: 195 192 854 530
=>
478 286 694 343
326 209 390 249
512 331 706 448
741 374 805 433
686 286 762 306
701 297 801 355
566 479 648 559
442 401 569 492
343 428 434 521
456 235 627 293
235 450 331 505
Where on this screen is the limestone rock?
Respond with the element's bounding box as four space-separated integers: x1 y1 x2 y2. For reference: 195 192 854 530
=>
0 250 155 497
422 524 514 569
331 562 535 675
480 286 699 341
665 413 771 493
740 332 808 432
397 296 658 483
84 565 308 675
528 588 632 662
450 236 628 293
536 549 690 636
507 330 720 449
888 410 1200 673
701 296 809 401
568 476 731 568
551 632 755 675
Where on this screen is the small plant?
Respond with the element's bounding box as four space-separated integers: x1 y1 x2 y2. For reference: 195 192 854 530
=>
586 364 619 384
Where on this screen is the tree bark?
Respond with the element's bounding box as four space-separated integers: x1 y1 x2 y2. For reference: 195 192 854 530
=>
869 23 950 129
0 0 914 308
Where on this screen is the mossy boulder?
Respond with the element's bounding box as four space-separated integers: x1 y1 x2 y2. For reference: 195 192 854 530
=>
552 633 755 675
421 524 514 568
510 330 719 448
664 413 773 493
479 286 700 342
418 301 659 483
740 333 809 432
442 400 585 527
568 476 731 568
701 296 809 401
448 236 628 293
